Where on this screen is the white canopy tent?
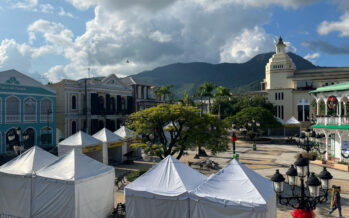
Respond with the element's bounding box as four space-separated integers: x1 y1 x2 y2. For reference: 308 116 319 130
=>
0 146 58 218
125 155 207 218
58 131 103 162
32 149 115 218
190 159 276 218
93 128 126 164
114 126 134 139
285 116 301 125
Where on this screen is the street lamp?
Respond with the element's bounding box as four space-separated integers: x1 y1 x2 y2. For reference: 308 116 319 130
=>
271 155 333 211
8 127 29 155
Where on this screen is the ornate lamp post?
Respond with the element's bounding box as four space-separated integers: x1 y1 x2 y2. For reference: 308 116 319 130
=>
271 154 333 212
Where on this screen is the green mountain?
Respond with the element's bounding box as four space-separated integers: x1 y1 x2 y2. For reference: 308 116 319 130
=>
131 52 317 97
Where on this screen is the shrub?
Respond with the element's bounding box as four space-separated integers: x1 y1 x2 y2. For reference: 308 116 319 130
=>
126 169 149 182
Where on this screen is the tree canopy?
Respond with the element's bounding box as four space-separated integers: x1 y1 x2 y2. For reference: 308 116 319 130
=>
154 85 174 102
127 104 229 159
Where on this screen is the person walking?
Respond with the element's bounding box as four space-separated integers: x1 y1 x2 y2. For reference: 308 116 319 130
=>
329 186 344 217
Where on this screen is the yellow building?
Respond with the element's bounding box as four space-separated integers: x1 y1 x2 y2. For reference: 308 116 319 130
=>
261 37 349 125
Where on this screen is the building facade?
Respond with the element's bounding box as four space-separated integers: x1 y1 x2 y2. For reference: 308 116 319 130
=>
121 77 164 111
261 37 349 125
0 69 56 153
48 74 133 140
311 83 349 163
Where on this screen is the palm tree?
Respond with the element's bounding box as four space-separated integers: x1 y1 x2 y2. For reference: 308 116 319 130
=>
194 86 206 114
180 90 195 106
154 85 174 102
200 82 216 114
214 86 231 118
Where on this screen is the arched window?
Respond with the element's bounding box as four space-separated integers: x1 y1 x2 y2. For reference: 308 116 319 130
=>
6 96 20 123
40 98 52 122
40 127 52 146
24 128 35 149
72 95 77 110
72 120 77 134
24 98 36 122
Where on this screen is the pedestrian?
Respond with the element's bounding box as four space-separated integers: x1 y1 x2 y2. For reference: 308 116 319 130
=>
329 185 344 217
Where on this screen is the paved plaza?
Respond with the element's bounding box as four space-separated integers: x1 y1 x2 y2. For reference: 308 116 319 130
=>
114 140 349 217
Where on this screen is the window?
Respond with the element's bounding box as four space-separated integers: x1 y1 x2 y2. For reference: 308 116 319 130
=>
138 86 141 99
281 93 284 100
111 97 116 113
121 98 126 110
278 93 280 100
40 127 52 146
72 95 77 110
24 98 36 122
297 99 310 122
281 105 284 119
71 120 77 134
298 105 303 121
98 96 105 112
304 105 310 121
275 93 277 100
6 128 17 151
0 98 2 123
6 96 20 123
40 98 52 122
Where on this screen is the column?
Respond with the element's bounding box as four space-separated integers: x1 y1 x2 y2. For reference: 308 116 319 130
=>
338 98 342 125
316 98 320 116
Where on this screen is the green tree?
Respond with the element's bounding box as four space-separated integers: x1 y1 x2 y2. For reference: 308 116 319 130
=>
229 106 282 140
179 90 195 106
214 86 231 118
154 85 174 102
198 82 216 114
127 104 229 160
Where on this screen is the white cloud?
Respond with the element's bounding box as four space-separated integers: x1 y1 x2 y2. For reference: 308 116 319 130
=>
318 12 349 37
149 31 172 43
58 7 75 18
304 52 320 63
9 0 54 13
0 39 33 73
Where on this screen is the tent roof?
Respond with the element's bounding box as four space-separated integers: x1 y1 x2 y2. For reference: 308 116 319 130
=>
125 155 207 199
276 117 285 125
0 146 58 175
36 149 113 181
285 116 300 125
190 159 274 209
58 131 102 147
92 128 123 143
114 126 133 139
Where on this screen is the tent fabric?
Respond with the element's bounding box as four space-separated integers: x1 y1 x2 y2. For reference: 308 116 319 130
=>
32 149 115 218
125 155 207 218
114 126 134 139
0 146 58 218
93 128 123 143
58 131 102 157
125 155 207 200
285 116 301 125
276 117 286 125
189 159 276 218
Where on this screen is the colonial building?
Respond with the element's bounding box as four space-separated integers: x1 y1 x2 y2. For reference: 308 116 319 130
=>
0 69 56 153
48 74 133 140
261 37 349 125
121 76 163 111
311 83 349 163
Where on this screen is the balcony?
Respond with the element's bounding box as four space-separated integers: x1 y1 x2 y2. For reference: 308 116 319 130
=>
40 114 53 122
6 115 20 123
24 114 36 122
316 116 349 126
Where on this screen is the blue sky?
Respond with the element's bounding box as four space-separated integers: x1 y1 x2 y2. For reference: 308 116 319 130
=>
0 0 348 82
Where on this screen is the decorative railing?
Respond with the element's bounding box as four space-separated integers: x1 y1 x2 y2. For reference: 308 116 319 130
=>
6 115 20 123
40 114 53 122
24 114 36 122
316 116 349 126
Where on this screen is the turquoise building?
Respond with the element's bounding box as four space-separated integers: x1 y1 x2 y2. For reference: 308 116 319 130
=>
0 69 56 153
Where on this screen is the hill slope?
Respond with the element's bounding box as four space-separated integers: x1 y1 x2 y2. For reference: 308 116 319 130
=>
131 52 317 97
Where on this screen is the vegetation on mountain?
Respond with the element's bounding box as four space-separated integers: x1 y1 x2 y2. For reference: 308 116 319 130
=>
131 52 317 97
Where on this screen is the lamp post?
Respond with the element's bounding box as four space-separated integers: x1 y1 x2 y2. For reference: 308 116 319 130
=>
8 127 29 155
297 129 326 177
271 154 333 212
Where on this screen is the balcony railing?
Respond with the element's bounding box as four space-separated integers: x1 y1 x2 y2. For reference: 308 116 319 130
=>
40 114 53 122
24 114 36 122
6 115 20 123
316 116 349 126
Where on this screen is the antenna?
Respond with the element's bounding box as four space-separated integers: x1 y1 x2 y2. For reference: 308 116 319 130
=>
88 67 91 78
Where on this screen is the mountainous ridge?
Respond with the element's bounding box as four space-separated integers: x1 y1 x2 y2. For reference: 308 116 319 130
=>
130 52 318 97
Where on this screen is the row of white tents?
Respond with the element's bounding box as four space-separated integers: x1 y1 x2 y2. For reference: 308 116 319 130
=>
125 156 276 218
0 146 115 218
58 126 134 165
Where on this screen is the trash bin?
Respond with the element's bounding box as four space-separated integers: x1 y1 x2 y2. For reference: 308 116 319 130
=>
233 153 239 161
